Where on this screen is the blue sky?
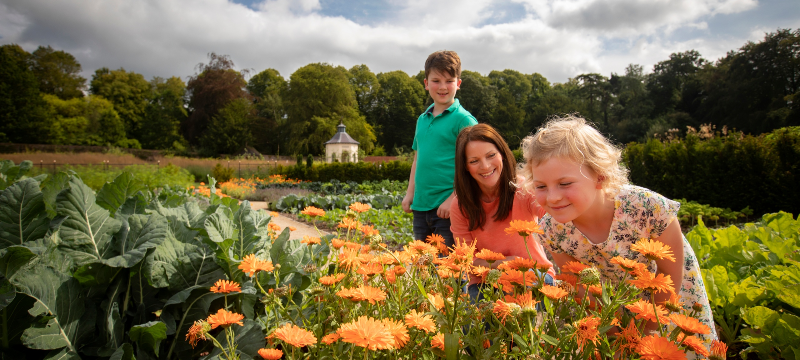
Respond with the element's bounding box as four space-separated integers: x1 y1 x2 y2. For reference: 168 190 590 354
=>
1 0 798 83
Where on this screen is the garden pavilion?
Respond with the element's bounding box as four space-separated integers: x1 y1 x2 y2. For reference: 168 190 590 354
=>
324 122 359 163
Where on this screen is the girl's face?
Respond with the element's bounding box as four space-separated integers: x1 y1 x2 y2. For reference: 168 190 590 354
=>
465 140 503 196
530 157 603 224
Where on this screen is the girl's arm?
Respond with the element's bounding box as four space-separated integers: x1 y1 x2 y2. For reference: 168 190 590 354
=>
653 219 685 304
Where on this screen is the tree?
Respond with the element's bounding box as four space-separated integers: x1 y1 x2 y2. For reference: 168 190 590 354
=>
140 76 188 150
575 73 615 131
200 98 254 155
90 67 150 139
284 63 375 154
528 80 587 131
185 53 248 145
608 64 654 142
523 72 552 134
371 70 425 151
348 65 379 121
646 50 706 118
247 68 287 154
43 94 127 146
456 70 497 126
31 45 86 100
0 44 52 143
488 70 532 142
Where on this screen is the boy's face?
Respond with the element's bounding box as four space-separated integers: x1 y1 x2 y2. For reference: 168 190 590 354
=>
424 69 461 108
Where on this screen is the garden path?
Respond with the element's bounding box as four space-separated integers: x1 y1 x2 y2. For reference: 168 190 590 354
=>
249 201 330 239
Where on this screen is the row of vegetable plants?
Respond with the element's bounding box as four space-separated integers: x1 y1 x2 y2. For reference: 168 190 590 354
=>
270 193 403 213
297 206 414 244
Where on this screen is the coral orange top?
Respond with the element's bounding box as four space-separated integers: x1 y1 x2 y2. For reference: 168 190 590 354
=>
450 189 554 285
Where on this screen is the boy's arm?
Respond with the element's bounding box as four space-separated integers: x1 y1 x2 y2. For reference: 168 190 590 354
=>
437 191 455 219
402 152 416 213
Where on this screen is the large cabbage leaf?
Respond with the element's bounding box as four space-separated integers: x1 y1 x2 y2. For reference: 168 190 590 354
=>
0 178 49 250
95 172 147 217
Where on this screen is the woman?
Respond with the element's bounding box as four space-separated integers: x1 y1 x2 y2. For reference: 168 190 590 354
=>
450 124 554 301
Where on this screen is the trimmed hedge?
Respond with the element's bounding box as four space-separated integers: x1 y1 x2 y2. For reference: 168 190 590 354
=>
272 160 411 182
623 126 800 216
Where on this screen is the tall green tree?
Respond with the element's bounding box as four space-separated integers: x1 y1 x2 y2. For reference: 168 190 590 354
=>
608 64 654 142
488 70 531 142
43 94 126 146
456 70 497 125
140 76 188 150
348 65 379 121
0 44 52 143
528 79 586 131
575 73 614 131
646 50 706 118
90 67 150 140
523 73 552 135
284 63 375 155
200 98 254 155
185 53 248 146
31 46 86 100
247 68 287 154
370 70 425 151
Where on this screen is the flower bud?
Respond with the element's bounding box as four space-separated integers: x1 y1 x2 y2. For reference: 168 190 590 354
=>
345 209 357 219
485 269 502 286
369 234 384 250
692 302 703 312
303 264 318 273
578 267 601 286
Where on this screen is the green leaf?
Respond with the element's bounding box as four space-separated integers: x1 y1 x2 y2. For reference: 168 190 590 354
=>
270 228 308 273
444 332 460 360
540 333 558 346
701 266 730 308
0 295 36 349
106 214 168 268
109 343 135 360
232 202 270 260
164 288 225 359
144 234 225 291
0 245 38 279
743 306 779 329
14 265 84 352
773 313 800 347
731 276 768 307
42 347 81 360
204 212 236 244
130 321 167 356
0 178 49 249
118 192 148 216
0 277 14 311
40 172 71 219
56 177 122 266
153 201 208 229
95 172 146 216
754 226 796 265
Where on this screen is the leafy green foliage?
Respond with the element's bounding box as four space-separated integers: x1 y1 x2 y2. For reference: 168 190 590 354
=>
273 160 411 182
690 212 800 358
298 205 414 244
211 163 235 183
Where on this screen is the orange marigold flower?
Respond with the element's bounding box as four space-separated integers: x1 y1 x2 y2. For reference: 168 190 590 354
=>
426 234 449 254
357 262 384 276
472 265 491 279
669 313 710 335
636 335 686 360
498 269 537 288
555 273 578 287
268 223 282 232
321 332 341 345
349 202 371 213
300 206 325 217
186 320 209 347
588 285 603 296
631 238 676 262
331 238 345 249
629 272 675 294
319 273 346 286
269 211 279 217
340 285 387 304
710 340 728 360
677 333 709 358
301 235 321 245
338 218 361 230
663 293 685 313
289 226 296 231
338 316 395 350
625 299 669 323
338 248 362 271
613 321 641 354
407 240 438 256
271 323 317 348
206 308 244 329
561 261 590 274
428 293 445 311
239 254 275 276
492 300 520 324
210 279 241 294
610 256 649 276
360 224 380 237
504 219 543 237
382 318 410 349
475 248 506 263
405 309 436 333
431 333 446 350
498 257 537 272
258 348 283 360
505 292 538 312
539 285 569 300
574 315 602 350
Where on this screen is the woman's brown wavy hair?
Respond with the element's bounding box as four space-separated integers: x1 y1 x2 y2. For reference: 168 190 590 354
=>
454 124 517 231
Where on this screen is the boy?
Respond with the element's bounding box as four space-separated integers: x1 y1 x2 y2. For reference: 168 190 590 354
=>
402 50 477 249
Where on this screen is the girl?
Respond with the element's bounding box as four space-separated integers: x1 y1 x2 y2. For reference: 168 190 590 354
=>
519 115 717 356
449 124 554 301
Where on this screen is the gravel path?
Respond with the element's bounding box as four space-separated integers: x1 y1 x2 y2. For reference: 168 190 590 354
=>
249 201 330 239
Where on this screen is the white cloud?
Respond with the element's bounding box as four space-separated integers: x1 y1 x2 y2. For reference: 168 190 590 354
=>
0 0 787 85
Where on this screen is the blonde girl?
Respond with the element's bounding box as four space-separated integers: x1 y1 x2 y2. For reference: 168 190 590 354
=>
518 115 717 357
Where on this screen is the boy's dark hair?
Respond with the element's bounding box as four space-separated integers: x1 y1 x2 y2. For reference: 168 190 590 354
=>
424 50 461 79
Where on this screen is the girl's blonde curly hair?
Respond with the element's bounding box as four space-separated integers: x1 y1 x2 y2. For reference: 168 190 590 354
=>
518 114 629 196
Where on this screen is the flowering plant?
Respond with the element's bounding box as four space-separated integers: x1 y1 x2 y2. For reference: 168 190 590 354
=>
189 204 725 359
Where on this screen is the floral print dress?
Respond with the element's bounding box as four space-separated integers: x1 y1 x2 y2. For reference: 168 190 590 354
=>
538 185 717 357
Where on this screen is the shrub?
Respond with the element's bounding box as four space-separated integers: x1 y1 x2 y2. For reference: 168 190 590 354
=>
272 160 411 182
211 163 234 183
623 126 800 216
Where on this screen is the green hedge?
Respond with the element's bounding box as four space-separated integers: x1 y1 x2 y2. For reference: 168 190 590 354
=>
624 126 800 216
272 160 411 182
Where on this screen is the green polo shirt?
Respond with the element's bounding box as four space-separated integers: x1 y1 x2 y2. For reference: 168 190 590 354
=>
411 99 477 211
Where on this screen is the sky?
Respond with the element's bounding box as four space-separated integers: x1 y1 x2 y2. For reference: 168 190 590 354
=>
1 0 798 84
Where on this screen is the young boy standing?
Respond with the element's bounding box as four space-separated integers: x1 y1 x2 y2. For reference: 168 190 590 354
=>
402 50 477 249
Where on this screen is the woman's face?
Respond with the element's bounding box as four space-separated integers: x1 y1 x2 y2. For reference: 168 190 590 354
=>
465 140 504 195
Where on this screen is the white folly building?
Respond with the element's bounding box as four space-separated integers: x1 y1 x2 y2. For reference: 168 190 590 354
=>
324 122 359 163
